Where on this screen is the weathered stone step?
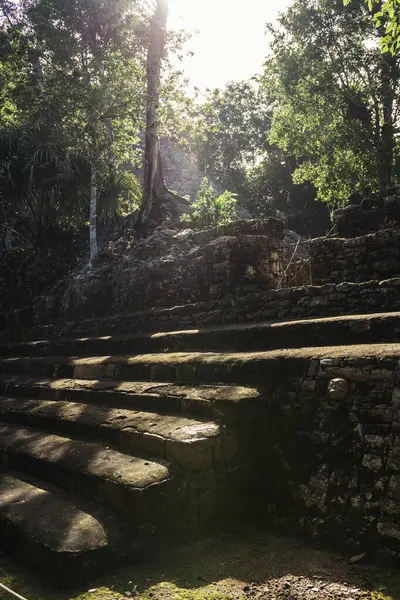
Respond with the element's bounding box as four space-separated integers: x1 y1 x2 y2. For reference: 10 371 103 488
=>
0 398 222 470
2 312 400 357
0 352 304 384
0 471 136 585
0 375 264 420
5 344 400 386
7 277 400 346
0 422 173 528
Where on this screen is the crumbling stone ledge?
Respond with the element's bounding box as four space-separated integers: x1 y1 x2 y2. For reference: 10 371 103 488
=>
11 276 400 342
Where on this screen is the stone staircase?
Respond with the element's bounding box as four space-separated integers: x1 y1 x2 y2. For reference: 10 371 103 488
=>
0 323 268 584
3 213 400 581
2 306 400 581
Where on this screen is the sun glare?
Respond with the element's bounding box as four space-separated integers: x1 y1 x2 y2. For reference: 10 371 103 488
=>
168 0 292 91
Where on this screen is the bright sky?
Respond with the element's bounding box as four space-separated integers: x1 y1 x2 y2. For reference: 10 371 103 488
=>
168 0 293 91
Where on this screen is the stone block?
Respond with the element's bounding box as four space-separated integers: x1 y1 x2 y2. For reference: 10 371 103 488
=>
392 387 400 406
322 367 370 382
150 365 176 381
388 475 400 501
360 406 394 425
120 428 142 454
301 379 316 392
377 519 400 541
73 364 111 380
165 438 213 470
176 364 198 383
371 369 394 381
364 434 388 453
142 433 165 459
307 360 320 378
362 454 383 472
310 296 330 307
320 359 341 368
297 466 329 512
382 498 400 516
217 435 239 464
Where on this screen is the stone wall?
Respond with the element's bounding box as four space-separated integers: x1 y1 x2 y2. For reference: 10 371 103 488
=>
310 229 400 285
6 276 400 343
57 277 400 336
260 354 400 559
334 192 400 238
37 219 286 323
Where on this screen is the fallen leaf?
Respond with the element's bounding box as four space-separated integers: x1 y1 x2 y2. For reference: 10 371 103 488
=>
349 552 367 564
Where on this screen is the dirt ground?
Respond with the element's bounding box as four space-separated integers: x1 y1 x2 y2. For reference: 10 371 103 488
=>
1 529 399 600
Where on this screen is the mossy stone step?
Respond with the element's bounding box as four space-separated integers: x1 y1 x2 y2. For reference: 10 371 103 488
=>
2 312 400 357
0 351 291 384
0 471 137 585
0 375 264 420
0 422 173 527
0 397 224 470
2 343 395 385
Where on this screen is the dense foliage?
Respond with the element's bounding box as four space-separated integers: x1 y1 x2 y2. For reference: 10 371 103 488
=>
0 0 179 315
345 0 400 54
2 0 400 320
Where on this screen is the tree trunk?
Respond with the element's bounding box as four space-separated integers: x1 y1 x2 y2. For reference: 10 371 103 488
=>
374 2 398 189
89 124 98 268
379 50 397 188
136 0 168 230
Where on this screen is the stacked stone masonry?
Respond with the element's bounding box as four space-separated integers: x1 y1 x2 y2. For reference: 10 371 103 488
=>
6 276 400 343
1 344 400 564
40 218 286 326
310 229 400 285
262 352 400 559
4 200 400 579
334 192 400 237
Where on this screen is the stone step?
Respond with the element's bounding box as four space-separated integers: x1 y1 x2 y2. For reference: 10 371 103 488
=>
0 375 264 421
2 311 400 357
0 422 173 529
4 345 400 387
6 278 400 345
0 352 306 384
0 397 223 470
0 471 137 585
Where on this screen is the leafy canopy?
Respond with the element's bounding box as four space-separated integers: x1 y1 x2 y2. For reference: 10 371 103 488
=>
264 0 399 207
344 0 400 53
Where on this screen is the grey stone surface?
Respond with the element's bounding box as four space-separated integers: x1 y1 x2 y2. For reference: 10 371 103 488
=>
310 229 400 285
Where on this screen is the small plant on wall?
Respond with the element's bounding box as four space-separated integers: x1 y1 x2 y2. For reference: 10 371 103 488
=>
182 178 237 228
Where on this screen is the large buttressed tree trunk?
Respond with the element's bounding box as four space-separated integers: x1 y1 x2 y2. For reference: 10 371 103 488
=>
372 1 399 190
379 50 397 189
136 0 169 229
89 122 99 268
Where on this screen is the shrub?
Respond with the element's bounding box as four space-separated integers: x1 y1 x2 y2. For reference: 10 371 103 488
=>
182 178 237 228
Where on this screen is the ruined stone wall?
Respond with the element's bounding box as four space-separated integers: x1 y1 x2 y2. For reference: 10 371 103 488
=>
310 229 400 285
334 193 400 238
261 355 400 559
19 276 399 342
34 219 286 324
5 275 400 342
